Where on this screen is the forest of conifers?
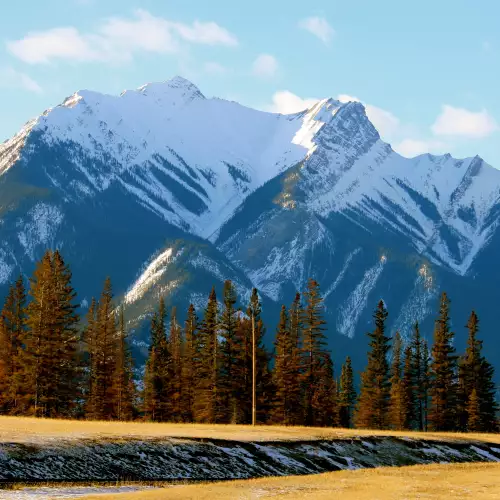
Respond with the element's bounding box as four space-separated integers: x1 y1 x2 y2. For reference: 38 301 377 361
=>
0 249 497 432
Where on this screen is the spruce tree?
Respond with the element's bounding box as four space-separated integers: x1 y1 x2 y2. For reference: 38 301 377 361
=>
458 311 498 432
0 276 26 414
169 306 183 421
288 292 304 425
422 339 430 431
194 287 220 423
402 345 415 430
338 357 356 428
82 297 97 417
113 306 135 420
143 297 171 421
355 300 391 429
181 304 197 422
219 280 239 423
300 279 329 427
87 277 116 420
429 292 458 431
24 251 79 418
410 322 425 431
273 305 297 424
389 332 407 430
466 388 481 432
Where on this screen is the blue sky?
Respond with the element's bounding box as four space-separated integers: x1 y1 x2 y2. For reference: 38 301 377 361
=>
1 0 499 166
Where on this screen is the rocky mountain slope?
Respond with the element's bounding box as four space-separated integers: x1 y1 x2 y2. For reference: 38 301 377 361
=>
1 76 499 371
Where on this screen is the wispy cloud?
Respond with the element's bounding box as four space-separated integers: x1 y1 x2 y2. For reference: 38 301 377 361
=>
7 9 238 65
252 54 278 78
299 16 334 45
0 67 42 93
431 105 498 139
267 90 318 114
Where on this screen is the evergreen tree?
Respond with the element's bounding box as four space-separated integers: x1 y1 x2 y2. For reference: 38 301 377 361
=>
288 292 304 425
113 306 135 420
402 345 415 430
410 322 425 431
466 388 481 432
458 311 498 432
422 339 430 431
338 357 356 428
389 332 407 430
194 287 220 423
355 300 391 429
81 297 97 417
429 292 458 431
23 251 79 418
300 279 329 427
272 305 298 425
219 280 239 423
87 277 116 420
247 288 273 424
143 297 171 421
169 306 183 421
0 276 26 414
181 304 197 422
312 353 338 427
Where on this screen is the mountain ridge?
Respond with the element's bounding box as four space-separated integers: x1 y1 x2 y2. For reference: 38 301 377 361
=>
1 75 500 374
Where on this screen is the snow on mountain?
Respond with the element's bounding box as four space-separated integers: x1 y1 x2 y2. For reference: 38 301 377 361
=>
2 75 500 371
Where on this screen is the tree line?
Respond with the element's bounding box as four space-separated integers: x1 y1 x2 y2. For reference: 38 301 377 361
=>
0 249 497 432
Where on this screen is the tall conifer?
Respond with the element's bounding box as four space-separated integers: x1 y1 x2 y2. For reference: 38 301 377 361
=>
355 300 391 429
338 357 357 428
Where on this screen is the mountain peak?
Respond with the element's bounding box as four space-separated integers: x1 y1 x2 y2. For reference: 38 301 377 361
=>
135 75 205 102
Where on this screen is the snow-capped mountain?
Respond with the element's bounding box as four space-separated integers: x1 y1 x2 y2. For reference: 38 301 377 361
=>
1 76 500 371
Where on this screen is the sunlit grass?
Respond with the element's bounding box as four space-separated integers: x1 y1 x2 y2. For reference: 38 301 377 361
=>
0 415 499 444
81 463 500 499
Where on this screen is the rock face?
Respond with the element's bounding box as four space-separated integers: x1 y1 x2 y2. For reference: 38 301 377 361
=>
1 436 500 481
1 76 500 371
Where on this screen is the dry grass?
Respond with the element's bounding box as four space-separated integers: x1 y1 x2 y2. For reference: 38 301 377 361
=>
0 415 499 445
81 463 500 499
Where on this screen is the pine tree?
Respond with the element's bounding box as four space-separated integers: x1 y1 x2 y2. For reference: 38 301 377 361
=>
410 322 425 431
0 276 26 414
143 297 171 421
113 306 135 420
169 306 183 421
338 357 356 428
402 345 416 430
219 280 239 423
273 305 297 425
389 332 407 430
82 297 97 417
247 288 273 425
181 304 197 422
23 251 79 418
288 292 304 425
466 388 481 432
429 292 458 431
458 311 498 432
87 277 116 420
194 287 220 423
312 353 338 427
355 300 391 429
422 339 430 431
300 279 329 427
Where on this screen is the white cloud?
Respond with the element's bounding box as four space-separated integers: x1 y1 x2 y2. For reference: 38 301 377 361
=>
431 105 498 139
0 67 42 93
204 61 229 75
7 9 238 65
268 90 319 114
252 54 278 78
299 16 334 45
394 138 448 158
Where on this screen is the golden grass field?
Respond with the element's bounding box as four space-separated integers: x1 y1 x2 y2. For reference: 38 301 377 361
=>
1 415 500 444
81 463 500 500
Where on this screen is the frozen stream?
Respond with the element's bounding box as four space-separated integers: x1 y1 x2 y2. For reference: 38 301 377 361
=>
0 485 157 499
